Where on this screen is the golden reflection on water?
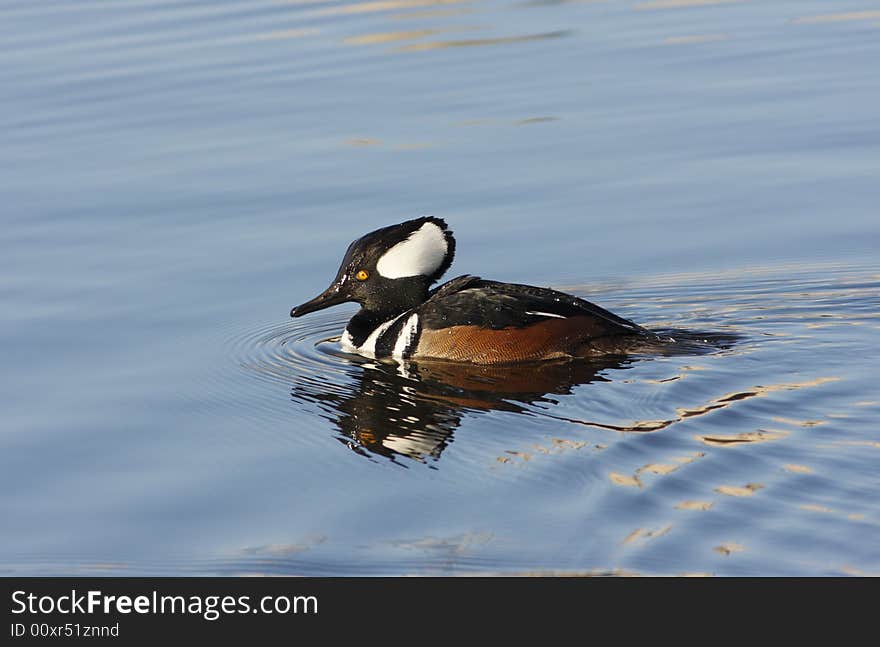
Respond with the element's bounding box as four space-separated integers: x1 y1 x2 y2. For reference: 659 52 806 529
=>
515 116 559 125
772 416 824 427
274 0 336 5
636 0 743 9
241 536 327 557
453 116 560 127
610 472 642 487
345 138 431 150
676 500 714 510
391 7 473 19
714 543 744 555
622 524 672 545
394 30 572 52
521 0 607 6
697 429 788 446
255 28 320 40
797 504 866 523
791 10 880 25
839 563 880 576
609 451 704 488
800 503 834 514
646 375 682 384
641 462 679 474
343 28 447 45
317 0 469 16
390 531 494 556
827 440 880 449
496 437 591 465
503 568 641 577
346 137 382 145
715 483 764 497
546 376 841 434
81 563 128 572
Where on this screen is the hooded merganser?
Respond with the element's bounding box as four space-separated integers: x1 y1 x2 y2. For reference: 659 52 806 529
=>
290 217 652 364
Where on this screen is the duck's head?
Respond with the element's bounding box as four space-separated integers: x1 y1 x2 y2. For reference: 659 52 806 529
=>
290 216 456 318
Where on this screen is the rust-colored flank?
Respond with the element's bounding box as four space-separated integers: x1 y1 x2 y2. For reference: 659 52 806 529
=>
414 316 613 364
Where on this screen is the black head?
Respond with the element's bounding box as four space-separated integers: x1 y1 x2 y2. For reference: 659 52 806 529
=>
290 216 456 318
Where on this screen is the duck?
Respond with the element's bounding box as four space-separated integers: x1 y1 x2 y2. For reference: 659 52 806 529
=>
290 216 654 364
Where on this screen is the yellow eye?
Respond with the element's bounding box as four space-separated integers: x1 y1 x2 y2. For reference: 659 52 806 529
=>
355 270 369 281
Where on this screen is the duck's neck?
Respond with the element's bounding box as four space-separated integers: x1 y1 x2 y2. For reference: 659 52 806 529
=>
346 278 430 347
345 307 410 348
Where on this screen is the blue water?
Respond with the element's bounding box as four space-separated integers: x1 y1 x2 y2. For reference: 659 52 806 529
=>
2 0 879 575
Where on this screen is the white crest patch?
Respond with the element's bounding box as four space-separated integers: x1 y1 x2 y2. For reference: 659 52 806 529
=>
376 221 448 279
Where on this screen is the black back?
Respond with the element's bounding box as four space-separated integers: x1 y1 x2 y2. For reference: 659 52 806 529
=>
419 275 646 335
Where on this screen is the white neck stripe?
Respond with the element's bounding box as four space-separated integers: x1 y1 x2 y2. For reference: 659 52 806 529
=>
392 314 419 359
355 312 408 357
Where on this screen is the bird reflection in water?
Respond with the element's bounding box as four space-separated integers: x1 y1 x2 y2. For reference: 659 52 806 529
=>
290 354 632 463
289 330 737 463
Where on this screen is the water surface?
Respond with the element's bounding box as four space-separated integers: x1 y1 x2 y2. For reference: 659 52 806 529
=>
1 0 879 575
